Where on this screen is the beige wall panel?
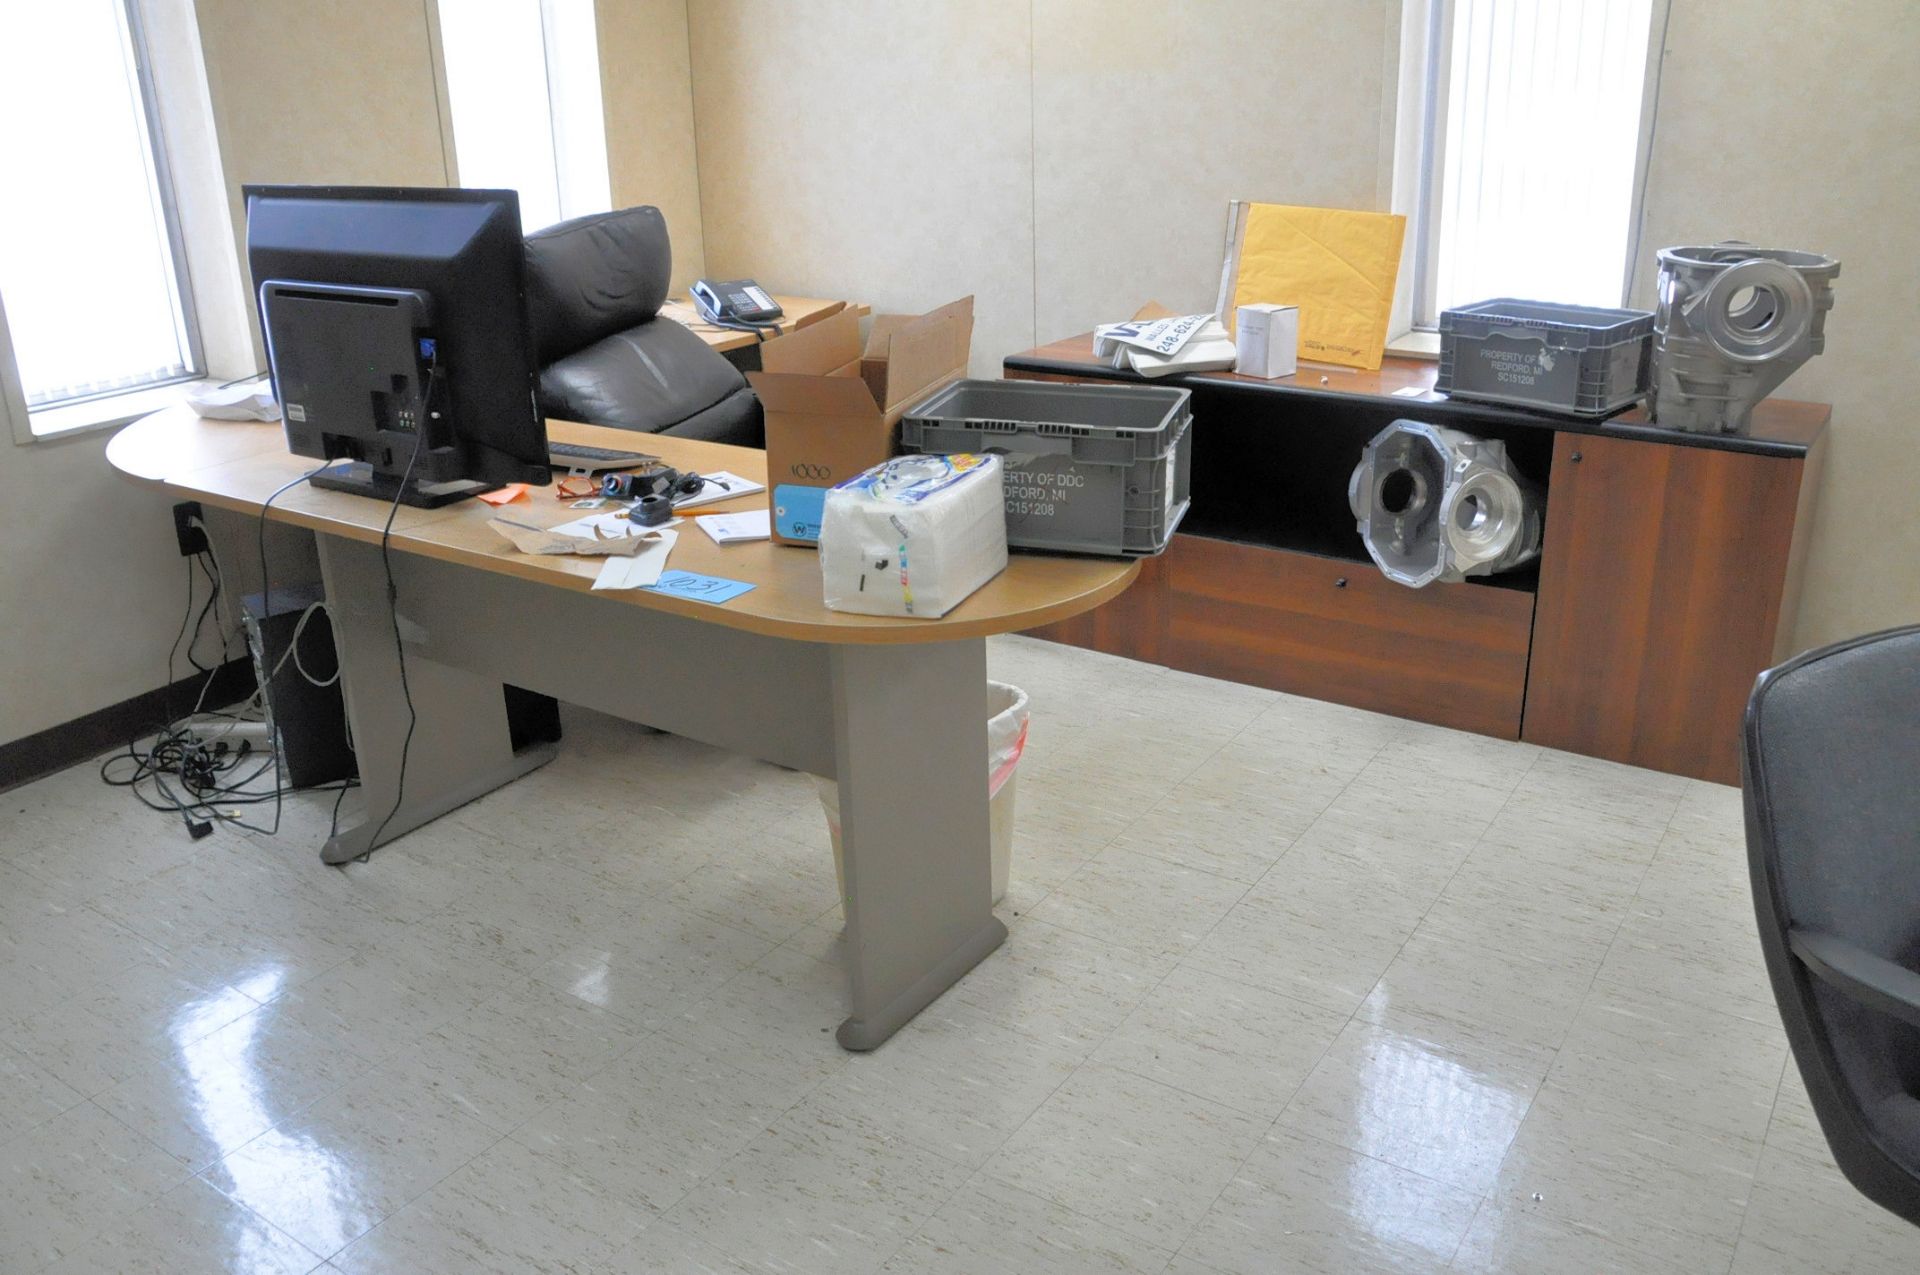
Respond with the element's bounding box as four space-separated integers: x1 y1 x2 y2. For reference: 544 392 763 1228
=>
0 429 194 743
196 0 448 187
1634 0 1920 651
1032 0 1395 341
598 0 707 291
196 0 450 320
688 0 1035 375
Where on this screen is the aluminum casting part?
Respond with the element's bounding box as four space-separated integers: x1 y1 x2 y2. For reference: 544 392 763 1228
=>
1349 419 1542 589
1650 243 1839 434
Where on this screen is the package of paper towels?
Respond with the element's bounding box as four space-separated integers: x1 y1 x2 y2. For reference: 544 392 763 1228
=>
820 453 1007 618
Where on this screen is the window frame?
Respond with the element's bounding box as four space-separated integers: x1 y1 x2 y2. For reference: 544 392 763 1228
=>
1389 0 1671 340
536 0 612 226
5 0 207 439
428 0 612 233
0 295 28 445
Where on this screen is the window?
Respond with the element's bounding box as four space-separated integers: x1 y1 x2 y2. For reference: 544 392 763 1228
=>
436 0 612 233
1398 0 1661 330
0 0 202 422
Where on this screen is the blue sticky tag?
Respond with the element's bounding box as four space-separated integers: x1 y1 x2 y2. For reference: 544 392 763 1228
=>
644 570 757 605
772 483 827 542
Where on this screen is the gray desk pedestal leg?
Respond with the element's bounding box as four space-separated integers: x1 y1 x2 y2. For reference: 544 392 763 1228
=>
317 535 554 865
830 639 1005 1051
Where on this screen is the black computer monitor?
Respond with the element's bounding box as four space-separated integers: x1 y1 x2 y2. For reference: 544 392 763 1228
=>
244 185 549 507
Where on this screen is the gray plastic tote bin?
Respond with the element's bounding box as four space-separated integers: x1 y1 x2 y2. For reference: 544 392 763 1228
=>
1437 298 1653 417
900 379 1192 556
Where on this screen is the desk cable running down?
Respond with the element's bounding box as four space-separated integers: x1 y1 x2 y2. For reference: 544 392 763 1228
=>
359 360 440 860
182 544 228 676
241 462 335 839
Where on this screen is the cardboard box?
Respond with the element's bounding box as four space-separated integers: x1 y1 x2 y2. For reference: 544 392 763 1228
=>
1235 303 1299 379
750 296 973 545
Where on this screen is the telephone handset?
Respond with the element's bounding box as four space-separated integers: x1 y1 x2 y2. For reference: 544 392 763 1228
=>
690 278 784 328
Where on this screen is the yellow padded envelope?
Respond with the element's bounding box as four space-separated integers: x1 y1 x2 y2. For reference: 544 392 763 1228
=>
1228 202 1406 371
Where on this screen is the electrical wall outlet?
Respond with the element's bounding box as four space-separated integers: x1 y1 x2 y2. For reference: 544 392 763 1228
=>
172 501 208 557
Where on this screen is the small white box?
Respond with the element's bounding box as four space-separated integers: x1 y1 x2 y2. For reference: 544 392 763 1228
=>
1235 303 1299 379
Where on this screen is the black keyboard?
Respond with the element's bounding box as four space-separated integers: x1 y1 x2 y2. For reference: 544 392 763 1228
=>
547 441 657 472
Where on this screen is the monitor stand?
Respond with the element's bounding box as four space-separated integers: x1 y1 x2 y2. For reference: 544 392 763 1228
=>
310 461 494 509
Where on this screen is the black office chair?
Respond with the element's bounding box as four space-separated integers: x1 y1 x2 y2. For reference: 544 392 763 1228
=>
523 206 762 445
1745 624 1920 1228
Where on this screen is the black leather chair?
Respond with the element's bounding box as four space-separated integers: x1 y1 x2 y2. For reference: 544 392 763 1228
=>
1745 625 1920 1228
523 206 761 445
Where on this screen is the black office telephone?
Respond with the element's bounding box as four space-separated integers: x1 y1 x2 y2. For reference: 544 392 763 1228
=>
691 278 783 327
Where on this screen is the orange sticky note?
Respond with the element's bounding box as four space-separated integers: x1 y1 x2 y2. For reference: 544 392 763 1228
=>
478 483 530 506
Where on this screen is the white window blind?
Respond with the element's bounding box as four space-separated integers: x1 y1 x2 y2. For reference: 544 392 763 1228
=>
0 0 200 413
1422 0 1657 323
437 0 612 233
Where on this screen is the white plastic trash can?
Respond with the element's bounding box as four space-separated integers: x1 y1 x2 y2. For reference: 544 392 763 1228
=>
816 681 1029 907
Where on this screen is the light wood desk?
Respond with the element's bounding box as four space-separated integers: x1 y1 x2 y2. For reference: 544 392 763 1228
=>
659 295 868 354
108 408 1136 1049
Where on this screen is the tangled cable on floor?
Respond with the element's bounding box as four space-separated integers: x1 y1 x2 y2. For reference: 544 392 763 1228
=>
100 495 357 840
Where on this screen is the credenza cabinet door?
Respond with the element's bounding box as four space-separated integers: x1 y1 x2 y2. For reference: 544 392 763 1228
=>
1521 431 1809 783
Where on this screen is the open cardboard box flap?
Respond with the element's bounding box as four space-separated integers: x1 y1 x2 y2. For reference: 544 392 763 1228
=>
758 306 864 380
751 296 974 546
864 296 974 410
747 370 881 421
754 297 972 419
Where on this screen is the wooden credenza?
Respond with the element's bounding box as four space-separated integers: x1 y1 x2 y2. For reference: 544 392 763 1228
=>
1004 336 1828 785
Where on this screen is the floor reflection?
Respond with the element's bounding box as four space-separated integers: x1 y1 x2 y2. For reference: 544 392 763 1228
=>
1337 1023 1532 1209
171 968 366 1259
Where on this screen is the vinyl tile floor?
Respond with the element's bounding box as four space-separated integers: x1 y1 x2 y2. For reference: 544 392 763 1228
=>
1 634 1915 1273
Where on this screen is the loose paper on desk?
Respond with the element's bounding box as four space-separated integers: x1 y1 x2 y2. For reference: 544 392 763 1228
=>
1218 201 1405 370
698 509 771 544
673 471 765 511
488 516 655 557
1092 312 1237 378
592 528 678 591
187 380 280 421
646 569 755 605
